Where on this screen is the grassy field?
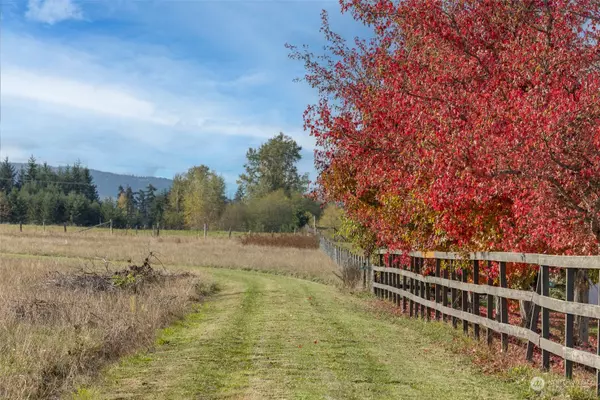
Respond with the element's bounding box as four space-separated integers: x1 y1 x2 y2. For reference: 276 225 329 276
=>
79 269 531 400
0 227 337 284
0 226 588 399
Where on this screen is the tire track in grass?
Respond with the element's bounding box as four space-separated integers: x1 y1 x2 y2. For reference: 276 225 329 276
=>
296 282 403 400
243 275 340 400
93 274 266 399
242 274 402 399
188 274 264 399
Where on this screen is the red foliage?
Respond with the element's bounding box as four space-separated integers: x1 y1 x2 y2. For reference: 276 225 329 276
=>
289 0 600 264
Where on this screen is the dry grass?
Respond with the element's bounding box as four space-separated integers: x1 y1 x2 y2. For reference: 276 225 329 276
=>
0 255 213 400
0 226 339 398
0 230 338 284
240 233 319 249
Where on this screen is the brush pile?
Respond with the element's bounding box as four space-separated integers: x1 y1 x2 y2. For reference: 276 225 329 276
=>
45 252 192 293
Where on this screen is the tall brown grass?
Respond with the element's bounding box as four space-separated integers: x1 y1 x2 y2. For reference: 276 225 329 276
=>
0 231 338 284
0 256 213 399
240 233 319 249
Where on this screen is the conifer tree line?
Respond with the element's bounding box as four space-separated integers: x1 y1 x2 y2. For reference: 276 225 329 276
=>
0 133 321 231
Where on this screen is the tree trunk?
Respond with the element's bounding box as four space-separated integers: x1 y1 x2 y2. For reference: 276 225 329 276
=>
519 300 533 327
575 269 590 345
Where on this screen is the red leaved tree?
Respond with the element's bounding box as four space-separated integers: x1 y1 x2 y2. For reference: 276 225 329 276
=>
290 0 600 335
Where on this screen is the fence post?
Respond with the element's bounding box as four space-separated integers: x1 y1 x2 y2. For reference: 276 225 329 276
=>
384 253 389 301
402 258 408 313
500 261 509 352
43 220 45 232
541 264 550 370
63 222 67 233
391 255 398 305
526 276 542 361
416 257 423 318
487 260 494 345
442 263 449 322
370 257 375 295
435 259 441 320
204 223 207 239
462 266 469 335
409 256 415 317
362 258 366 289
597 273 600 396
20 221 22 232
419 258 425 319
156 223 160 237
473 260 480 340
425 259 431 321
396 259 402 307
415 257 421 317
451 264 458 329
413 257 420 317
110 219 113 235
565 268 575 379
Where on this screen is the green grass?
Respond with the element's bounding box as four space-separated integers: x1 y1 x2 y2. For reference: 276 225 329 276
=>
77 269 535 400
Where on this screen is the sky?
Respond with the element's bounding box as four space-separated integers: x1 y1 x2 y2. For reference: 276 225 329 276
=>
0 0 366 197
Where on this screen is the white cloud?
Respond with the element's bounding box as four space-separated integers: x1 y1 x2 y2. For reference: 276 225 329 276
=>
0 20 317 184
2 69 177 126
26 0 83 24
0 31 314 149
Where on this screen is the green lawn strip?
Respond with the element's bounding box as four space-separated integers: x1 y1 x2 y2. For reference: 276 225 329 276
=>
308 286 528 399
240 274 347 399
76 269 533 400
294 281 402 400
184 273 265 398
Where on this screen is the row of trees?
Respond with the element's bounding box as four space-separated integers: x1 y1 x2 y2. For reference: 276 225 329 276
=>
0 157 102 225
162 133 320 232
292 0 600 339
0 134 320 233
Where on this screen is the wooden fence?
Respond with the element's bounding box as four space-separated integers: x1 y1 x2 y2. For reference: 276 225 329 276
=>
319 236 600 394
319 236 370 288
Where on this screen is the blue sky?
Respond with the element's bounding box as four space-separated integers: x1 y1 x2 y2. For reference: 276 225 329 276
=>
0 0 365 197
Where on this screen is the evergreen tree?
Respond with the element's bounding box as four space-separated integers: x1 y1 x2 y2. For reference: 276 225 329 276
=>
24 155 38 183
0 158 16 193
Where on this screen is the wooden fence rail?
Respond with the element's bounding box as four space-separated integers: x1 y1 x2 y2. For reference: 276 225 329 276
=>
319 236 600 395
319 236 370 289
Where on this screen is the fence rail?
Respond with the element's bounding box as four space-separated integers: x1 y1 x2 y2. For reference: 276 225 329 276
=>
320 236 600 394
319 236 371 289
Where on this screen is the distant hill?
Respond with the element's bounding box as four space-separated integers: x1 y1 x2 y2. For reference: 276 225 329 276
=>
12 163 173 199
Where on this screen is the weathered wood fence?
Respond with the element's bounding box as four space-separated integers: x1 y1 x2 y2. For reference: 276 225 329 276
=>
319 236 371 289
319 236 600 394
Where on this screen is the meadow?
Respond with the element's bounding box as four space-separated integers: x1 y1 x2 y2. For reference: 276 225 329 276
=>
1 224 592 400
0 225 338 399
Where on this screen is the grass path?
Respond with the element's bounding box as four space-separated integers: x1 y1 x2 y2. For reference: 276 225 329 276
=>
79 269 529 400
